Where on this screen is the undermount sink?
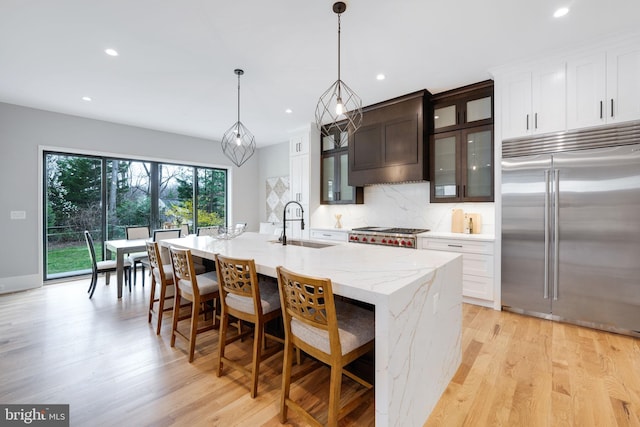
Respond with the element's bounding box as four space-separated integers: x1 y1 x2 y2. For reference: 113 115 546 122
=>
269 239 335 249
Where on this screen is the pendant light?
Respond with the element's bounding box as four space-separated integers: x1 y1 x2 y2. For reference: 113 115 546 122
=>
221 69 256 167
315 1 362 142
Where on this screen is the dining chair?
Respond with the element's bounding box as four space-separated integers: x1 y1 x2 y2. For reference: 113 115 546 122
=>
214 254 284 398
197 226 220 237
180 223 190 236
169 247 220 362
84 230 132 299
276 266 375 427
152 228 182 264
126 225 150 287
146 241 177 335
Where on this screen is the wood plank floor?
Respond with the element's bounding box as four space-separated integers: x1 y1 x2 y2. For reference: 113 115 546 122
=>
1 274 638 426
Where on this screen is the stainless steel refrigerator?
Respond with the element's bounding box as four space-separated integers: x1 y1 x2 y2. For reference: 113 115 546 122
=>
501 122 640 336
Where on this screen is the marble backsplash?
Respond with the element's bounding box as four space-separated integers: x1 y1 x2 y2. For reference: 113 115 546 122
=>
310 181 495 235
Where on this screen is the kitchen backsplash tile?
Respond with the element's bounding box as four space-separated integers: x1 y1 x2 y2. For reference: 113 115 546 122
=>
311 182 495 235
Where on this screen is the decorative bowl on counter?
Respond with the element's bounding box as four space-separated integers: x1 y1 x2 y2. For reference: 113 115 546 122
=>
215 224 246 240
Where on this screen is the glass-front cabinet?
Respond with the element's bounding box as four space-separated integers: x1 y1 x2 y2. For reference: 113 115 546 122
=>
432 80 493 133
431 126 493 202
320 126 363 204
430 80 494 202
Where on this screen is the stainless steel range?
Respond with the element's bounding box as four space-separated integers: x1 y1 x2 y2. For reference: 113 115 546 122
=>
348 227 429 249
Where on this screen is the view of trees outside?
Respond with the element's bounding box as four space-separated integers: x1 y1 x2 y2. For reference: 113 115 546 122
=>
45 152 227 279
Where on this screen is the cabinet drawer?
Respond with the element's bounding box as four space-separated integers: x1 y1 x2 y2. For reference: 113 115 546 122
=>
422 238 494 255
310 229 348 242
463 274 494 301
463 253 494 278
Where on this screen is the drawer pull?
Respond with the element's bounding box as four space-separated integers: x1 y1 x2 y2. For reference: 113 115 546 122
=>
447 244 463 248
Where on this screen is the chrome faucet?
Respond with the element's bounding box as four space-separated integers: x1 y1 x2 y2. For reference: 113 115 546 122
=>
281 200 305 245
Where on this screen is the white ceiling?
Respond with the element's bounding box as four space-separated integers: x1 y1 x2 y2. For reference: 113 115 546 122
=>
1 0 639 147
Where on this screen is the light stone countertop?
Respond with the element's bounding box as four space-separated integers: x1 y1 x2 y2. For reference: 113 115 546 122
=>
162 232 463 426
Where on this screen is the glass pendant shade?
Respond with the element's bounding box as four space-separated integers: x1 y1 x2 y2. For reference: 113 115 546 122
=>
221 69 256 167
315 1 363 141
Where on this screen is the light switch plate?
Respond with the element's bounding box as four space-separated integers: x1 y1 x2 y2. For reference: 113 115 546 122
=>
10 210 26 220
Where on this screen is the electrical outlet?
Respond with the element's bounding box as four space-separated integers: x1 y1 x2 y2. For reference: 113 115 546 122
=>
433 292 439 314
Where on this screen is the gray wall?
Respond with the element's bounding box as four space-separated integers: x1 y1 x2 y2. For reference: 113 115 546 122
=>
0 102 263 293
257 141 289 223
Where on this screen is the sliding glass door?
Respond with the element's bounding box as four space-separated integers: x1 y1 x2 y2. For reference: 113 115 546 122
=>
44 152 227 280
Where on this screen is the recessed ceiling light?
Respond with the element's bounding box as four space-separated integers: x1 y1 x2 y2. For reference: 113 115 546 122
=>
553 7 569 18
81 96 92 101
105 48 119 56
285 108 293 114
376 73 386 81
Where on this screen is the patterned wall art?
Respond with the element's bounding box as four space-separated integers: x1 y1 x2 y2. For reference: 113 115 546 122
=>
266 176 289 223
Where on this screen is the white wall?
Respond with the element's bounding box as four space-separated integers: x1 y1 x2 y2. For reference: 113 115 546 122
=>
0 102 260 293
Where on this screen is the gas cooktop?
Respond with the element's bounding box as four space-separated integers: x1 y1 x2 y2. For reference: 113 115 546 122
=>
351 227 430 234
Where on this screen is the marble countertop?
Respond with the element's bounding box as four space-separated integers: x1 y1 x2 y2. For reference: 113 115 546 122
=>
163 232 461 305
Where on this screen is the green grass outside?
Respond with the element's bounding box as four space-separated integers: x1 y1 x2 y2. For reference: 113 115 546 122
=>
47 243 106 275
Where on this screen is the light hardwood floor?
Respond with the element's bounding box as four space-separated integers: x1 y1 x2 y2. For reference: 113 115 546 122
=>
1 275 638 426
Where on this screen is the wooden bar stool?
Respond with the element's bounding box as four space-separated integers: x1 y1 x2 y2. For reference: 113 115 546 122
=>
276 266 375 427
146 241 176 335
168 247 219 362
214 254 283 398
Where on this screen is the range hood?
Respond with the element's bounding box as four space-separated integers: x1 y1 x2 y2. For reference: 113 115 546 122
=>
348 90 430 186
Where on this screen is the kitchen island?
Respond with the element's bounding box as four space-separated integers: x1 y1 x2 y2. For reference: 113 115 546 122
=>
163 232 462 427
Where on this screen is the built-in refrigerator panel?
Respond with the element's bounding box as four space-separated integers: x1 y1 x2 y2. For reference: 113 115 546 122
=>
553 145 640 331
501 154 553 315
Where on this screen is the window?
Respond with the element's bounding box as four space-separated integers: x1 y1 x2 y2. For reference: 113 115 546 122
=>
44 152 227 280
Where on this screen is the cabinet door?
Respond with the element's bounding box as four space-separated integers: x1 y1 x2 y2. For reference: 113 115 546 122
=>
462 126 493 201
501 71 532 139
321 151 361 204
607 46 640 123
433 104 458 131
532 62 566 134
289 154 308 205
290 134 308 155
567 52 607 129
321 155 335 203
431 131 459 201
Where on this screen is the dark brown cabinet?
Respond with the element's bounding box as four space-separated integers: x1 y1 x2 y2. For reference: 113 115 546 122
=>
321 126 363 204
430 81 494 202
431 125 493 202
348 90 429 186
432 80 493 133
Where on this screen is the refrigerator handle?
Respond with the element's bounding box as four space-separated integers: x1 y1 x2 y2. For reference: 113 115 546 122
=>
544 169 550 299
554 169 560 301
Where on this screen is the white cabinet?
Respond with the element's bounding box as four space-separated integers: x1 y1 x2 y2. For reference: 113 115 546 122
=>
289 133 309 155
289 154 309 206
288 124 320 240
607 45 640 124
420 236 495 304
567 46 640 129
309 229 349 242
567 52 607 129
501 62 566 139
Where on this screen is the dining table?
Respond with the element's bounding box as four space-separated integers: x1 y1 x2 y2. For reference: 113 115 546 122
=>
104 238 149 298
160 232 463 427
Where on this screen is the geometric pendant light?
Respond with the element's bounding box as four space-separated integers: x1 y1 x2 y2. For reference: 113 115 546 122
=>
315 1 363 141
221 69 256 167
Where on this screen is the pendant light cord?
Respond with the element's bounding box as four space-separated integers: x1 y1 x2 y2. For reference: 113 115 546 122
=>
337 12 342 99
237 73 241 130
